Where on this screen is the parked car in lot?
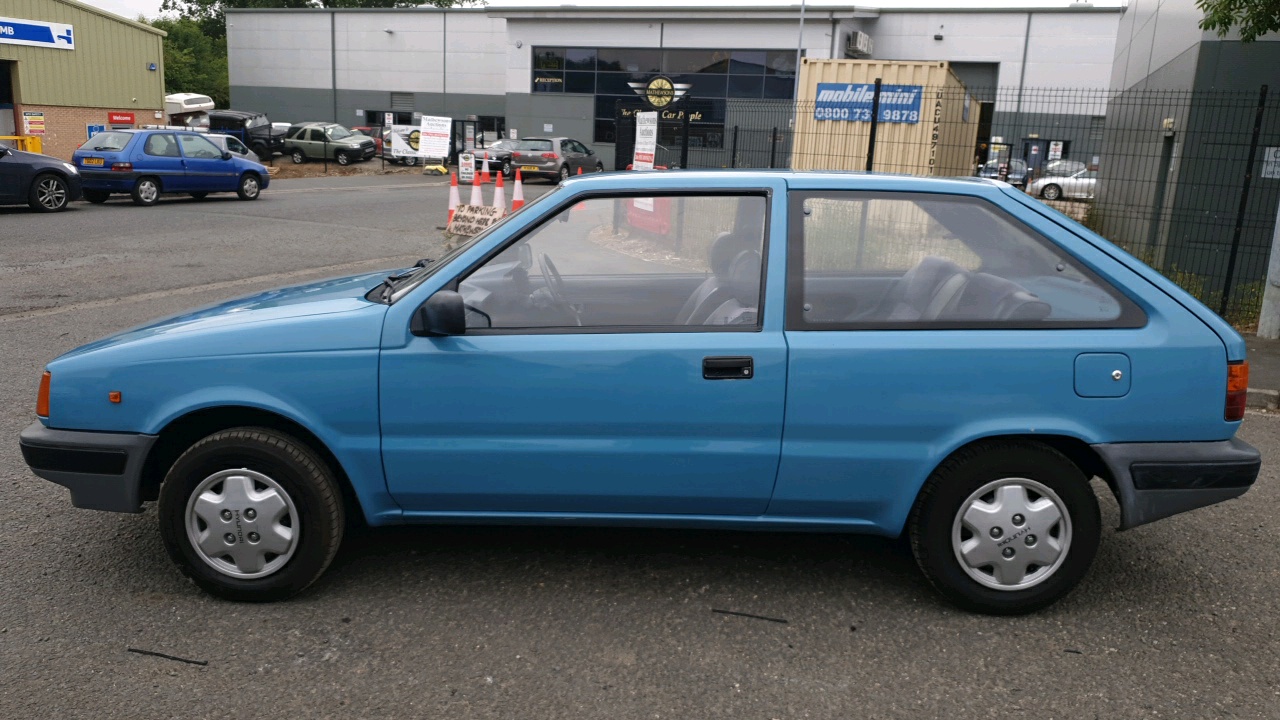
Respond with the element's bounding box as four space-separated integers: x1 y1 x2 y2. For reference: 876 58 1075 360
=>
978 158 1028 187
1042 159 1088 178
350 126 383 155
207 133 260 164
207 110 286 160
19 170 1259 614
284 122 376 166
1030 168 1098 201
471 139 518 178
511 136 603 181
71 129 269 206
0 141 82 212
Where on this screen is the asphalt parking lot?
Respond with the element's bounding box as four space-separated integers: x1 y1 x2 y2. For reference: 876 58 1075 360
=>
1 176 1278 718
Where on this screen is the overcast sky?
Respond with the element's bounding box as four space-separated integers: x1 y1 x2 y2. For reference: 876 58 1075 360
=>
80 0 1125 24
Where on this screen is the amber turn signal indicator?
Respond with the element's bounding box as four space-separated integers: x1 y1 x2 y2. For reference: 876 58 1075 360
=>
108 391 122 404
1225 361 1249 421
36 371 51 418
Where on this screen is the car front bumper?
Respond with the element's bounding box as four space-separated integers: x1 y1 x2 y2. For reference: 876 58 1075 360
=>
19 422 157 513
1093 438 1261 530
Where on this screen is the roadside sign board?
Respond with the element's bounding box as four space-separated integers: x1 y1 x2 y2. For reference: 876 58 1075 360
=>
632 111 658 171
22 111 45 135
418 115 451 158
109 112 135 125
447 204 504 236
0 16 74 51
458 153 475 184
86 124 105 140
388 125 418 157
1262 147 1280 180
1048 141 1064 161
385 112 394 126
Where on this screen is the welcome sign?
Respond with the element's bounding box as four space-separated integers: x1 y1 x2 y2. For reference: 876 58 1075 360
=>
813 83 922 124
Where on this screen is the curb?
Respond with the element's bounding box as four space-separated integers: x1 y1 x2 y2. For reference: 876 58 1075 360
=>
1247 388 1279 410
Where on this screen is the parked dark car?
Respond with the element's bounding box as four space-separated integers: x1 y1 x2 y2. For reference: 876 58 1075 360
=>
511 137 603 182
0 141 83 212
471 139 518 178
978 158 1028 188
207 110 286 159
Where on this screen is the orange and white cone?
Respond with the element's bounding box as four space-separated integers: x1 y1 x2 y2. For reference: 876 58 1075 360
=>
447 172 460 224
492 172 506 214
511 169 525 211
481 153 492 185
577 166 583 175
469 171 482 207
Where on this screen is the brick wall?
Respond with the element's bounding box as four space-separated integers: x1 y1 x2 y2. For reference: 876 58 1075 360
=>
11 104 163 160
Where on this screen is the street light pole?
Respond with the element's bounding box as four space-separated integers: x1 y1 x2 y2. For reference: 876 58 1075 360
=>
792 0 807 100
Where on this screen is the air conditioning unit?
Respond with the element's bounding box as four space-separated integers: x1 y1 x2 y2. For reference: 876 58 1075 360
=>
845 31 873 58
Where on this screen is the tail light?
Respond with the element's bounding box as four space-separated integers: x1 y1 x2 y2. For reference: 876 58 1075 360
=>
1225 361 1248 421
111 162 133 172
541 152 558 159
36 371 51 418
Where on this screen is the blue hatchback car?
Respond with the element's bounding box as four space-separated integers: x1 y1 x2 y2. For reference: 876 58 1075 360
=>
18 171 1260 614
72 129 269 206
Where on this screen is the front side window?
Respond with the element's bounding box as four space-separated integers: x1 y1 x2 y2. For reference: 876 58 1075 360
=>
178 134 223 159
306 128 325 142
143 134 179 158
788 192 1144 329
457 194 768 332
225 137 248 154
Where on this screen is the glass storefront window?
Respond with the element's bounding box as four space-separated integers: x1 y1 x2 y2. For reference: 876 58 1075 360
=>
662 49 731 74
728 75 765 99
534 48 565 71
597 48 662 73
565 48 597 71
533 72 564 93
765 50 797 75
565 72 595 94
730 51 767 74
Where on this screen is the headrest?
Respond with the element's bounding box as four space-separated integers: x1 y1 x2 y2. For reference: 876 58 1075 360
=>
726 249 762 306
708 231 750 278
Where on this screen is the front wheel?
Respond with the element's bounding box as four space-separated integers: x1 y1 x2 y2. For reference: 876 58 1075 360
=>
158 428 345 602
291 149 306 164
403 156 418 167
237 174 261 201
502 160 512 178
29 173 70 212
558 165 571 182
335 150 350 166
908 441 1100 615
131 177 161 206
1041 184 1062 201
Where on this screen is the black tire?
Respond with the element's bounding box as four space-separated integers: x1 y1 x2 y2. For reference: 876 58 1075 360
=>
28 173 70 212
502 160 512 178
83 189 110 204
291 149 306 164
131 176 161 206
908 440 1101 615
1041 184 1062 201
237 173 262 201
189 192 209 201
559 164 571 182
336 150 350 166
594 162 604 173
252 142 269 159
403 156 418 167
158 427 345 602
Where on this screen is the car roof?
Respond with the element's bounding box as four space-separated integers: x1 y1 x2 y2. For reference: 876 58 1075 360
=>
209 109 263 119
557 168 1008 193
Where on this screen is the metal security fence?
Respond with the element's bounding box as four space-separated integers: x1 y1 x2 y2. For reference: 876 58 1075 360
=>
614 86 1280 328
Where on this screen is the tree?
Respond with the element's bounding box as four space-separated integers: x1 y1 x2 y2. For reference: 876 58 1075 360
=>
148 17 230 107
1198 0 1280 42
159 0 482 40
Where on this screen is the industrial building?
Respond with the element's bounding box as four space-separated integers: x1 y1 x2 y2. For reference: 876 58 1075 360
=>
0 0 166 159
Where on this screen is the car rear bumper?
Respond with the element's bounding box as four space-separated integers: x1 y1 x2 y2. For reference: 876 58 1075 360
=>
19 422 157 513
1092 438 1261 530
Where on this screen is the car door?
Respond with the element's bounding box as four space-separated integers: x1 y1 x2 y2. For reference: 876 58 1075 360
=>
0 145 25 201
177 133 237 192
560 139 582 174
379 188 789 516
139 133 188 192
773 183 1150 533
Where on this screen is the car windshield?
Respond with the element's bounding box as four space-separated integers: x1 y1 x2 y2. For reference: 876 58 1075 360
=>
327 126 354 141
245 115 269 129
517 139 553 152
86 132 133 151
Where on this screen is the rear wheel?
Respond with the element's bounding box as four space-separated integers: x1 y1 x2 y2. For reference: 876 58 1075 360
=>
237 173 261 201
291 149 306 164
1041 184 1062 201
83 189 109 204
908 440 1101 615
335 150 350 166
131 177 161 206
251 142 269 159
158 427 345 602
29 173 70 212
403 156 418 167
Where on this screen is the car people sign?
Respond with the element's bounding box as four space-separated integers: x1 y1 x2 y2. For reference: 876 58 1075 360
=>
813 83 922 124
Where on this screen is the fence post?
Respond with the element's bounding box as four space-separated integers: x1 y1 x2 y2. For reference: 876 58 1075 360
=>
1259 196 1280 338
769 127 778 169
730 126 739 169
680 110 691 169
865 78 882 172
1220 84 1268 317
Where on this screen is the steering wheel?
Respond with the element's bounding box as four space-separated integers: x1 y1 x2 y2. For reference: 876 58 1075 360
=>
538 253 581 326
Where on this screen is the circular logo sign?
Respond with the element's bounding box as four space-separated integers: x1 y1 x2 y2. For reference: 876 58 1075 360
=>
409 129 421 151
645 76 676 109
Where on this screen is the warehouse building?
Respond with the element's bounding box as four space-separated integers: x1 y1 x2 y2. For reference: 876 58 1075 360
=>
227 2 1123 169
0 0 166 159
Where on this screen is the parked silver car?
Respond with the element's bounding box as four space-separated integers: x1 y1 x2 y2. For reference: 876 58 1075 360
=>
511 137 603 182
207 133 260 164
1030 168 1097 201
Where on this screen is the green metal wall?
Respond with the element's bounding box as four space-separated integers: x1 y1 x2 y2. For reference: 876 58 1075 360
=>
0 0 164 108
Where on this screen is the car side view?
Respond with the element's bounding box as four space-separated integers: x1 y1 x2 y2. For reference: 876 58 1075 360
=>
72 129 269 205
0 141 83 212
18 170 1260 614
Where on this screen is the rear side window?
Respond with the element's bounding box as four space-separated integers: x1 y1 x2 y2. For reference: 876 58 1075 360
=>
84 132 132 151
143 134 179 158
787 192 1145 329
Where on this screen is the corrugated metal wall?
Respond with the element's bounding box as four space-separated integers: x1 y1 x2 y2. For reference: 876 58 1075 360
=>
0 0 164 108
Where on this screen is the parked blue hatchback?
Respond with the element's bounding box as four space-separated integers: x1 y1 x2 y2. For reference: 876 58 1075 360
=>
71 129 269 206
18 171 1260 614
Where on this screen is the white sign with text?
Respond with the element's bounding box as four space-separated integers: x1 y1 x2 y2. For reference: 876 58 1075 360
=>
632 111 658 171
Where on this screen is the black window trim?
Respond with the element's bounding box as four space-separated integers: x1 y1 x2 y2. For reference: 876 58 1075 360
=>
784 190 1148 332
436 188 775 337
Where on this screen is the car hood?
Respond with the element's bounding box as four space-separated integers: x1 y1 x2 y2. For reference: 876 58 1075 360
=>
6 148 67 167
55 269 395 360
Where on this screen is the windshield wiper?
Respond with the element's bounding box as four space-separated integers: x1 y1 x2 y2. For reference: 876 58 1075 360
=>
377 259 435 302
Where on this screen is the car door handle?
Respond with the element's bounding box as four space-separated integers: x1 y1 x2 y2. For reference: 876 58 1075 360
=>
703 356 753 380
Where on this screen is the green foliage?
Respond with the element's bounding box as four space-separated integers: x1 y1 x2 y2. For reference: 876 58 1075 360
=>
1198 0 1280 42
148 17 230 108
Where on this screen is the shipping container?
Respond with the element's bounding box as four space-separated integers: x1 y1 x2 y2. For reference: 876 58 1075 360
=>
792 59 979 177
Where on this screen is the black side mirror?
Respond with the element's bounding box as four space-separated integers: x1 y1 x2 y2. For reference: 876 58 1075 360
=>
222 151 233 161
410 290 466 337
0 146 9 157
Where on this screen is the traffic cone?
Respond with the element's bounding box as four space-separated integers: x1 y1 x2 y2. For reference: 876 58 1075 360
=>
492 172 506 214
447 172 460 224
577 166 583 175
511 169 525 211
469 171 482 207
481 153 492 185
